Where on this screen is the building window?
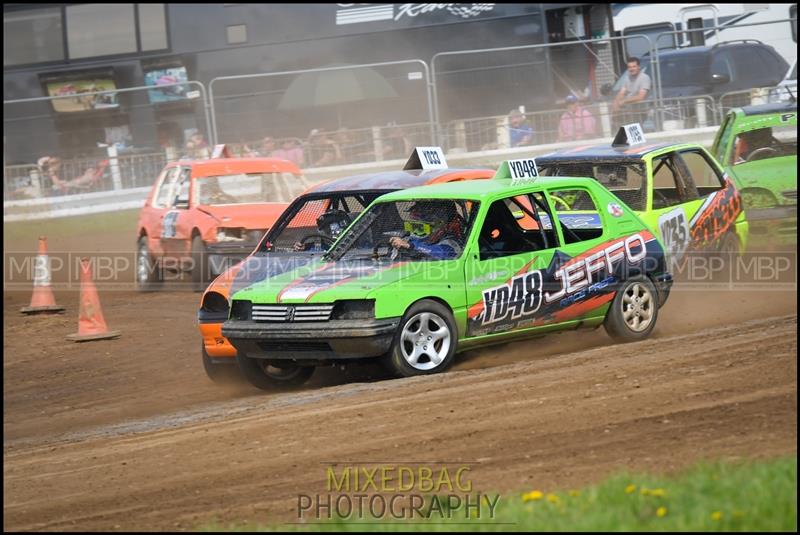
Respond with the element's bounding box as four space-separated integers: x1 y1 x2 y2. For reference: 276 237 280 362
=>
139 4 168 51
227 24 247 44
66 4 137 59
3 7 65 67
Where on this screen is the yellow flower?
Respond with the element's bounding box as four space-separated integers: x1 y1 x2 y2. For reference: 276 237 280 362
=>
711 511 723 521
546 493 560 504
568 490 580 497
656 506 668 518
625 484 636 494
640 487 651 496
523 490 544 502
650 488 666 498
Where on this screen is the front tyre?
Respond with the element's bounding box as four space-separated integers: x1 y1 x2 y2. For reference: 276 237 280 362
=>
604 278 659 343
202 344 241 384
191 235 211 292
384 300 457 377
136 236 162 292
236 353 314 390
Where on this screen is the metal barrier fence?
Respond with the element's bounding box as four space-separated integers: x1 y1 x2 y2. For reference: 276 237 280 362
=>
208 61 436 160
3 81 211 197
5 17 797 213
4 151 173 201
431 34 656 134
224 121 435 168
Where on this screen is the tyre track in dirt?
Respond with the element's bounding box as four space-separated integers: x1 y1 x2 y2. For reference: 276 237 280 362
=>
4 315 796 531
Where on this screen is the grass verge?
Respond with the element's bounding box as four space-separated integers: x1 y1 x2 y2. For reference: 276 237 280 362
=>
200 456 797 532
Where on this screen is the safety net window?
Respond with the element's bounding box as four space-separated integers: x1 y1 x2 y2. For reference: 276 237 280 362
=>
266 193 381 253
538 160 647 211
327 199 480 263
731 125 797 166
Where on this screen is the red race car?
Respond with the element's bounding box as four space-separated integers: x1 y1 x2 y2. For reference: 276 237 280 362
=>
136 152 307 291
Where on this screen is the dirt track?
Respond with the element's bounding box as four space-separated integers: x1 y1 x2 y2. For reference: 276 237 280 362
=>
3 280 798 531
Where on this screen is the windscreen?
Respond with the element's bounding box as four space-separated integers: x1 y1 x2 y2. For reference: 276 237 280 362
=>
537 160 647 211
640 54 709 87
195 172 300 205
261 192 383 253
326 199 479 263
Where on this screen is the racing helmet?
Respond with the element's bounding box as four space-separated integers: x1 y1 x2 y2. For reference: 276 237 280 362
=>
316 208 351 238
405 201 462 241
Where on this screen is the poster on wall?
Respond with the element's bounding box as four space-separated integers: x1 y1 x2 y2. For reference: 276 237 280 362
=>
44 77 119 112
144 66 198 103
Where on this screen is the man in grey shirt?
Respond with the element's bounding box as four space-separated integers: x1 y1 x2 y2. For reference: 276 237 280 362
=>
612 56 651 126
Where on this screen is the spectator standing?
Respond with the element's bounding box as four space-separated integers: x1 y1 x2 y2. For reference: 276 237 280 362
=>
508 109 534 147
558 95 598 141
260 136 278 157
308 129 342 167
272 138 305 167
612 56 652 127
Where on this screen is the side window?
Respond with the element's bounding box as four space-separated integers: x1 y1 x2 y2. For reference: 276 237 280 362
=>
153 167 180 208
729 46 774 88
678 150 724 191
478 194 557 261
547 188 604 244
652 155 689 209
754 47 786 85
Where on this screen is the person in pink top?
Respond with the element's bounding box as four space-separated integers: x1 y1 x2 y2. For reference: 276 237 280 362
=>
558 95 598 142
272 138 305 167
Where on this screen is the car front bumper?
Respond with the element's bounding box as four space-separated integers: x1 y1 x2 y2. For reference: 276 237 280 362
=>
221 318 400 361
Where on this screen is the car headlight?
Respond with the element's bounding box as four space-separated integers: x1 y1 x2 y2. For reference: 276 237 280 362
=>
201 291 229 313
216 227 246 242
331 300 375 320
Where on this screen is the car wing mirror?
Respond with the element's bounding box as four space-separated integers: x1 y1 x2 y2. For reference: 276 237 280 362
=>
711 73 730 84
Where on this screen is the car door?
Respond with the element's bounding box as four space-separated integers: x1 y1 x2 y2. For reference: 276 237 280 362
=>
143 165 181 256
463 192 556 340
160 167 194 259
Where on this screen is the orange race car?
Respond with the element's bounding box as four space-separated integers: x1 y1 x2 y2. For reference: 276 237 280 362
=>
197 147 495 385
136 153 307 291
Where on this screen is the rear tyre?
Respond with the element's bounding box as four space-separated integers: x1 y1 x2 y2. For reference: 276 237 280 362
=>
236 353 315 391
191 235 211 292
711 231 739 283
604 277 659 343
383 299 457 378
136 236 162 292
202 345 241 384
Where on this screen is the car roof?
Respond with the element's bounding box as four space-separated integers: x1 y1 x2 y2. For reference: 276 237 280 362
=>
738 102 798 116
536 142 678 162
377 176 604 202
177 158 303 177
305 168 494 193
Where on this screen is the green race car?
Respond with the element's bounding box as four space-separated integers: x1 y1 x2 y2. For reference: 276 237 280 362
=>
221 161 673 389
711 102 797 247
535 140 749 273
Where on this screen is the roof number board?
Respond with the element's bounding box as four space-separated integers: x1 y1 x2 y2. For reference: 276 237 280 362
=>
612 123 647 147
508 158 538 185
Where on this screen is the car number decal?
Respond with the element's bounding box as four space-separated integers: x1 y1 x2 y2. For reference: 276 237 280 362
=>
657 207 690 261
161 210 179 238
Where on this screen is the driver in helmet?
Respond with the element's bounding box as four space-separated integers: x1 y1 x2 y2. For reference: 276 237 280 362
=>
595 164 624 187
293 208 351 251
389 201 464 260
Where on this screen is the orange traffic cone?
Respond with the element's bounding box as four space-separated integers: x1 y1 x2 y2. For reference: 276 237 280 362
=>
20 236 65 315
66 257 121 342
